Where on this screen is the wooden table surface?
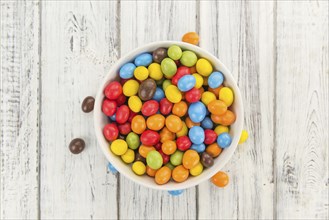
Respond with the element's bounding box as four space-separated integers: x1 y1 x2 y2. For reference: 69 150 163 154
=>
1 1 328 219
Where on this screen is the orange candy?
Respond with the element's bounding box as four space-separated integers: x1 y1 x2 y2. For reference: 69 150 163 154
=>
165 115 183 133
172 101 188 117
206 143 222 158
208 100 227 116
146 166 158 177
208 85 223 98
182 150 200 169
160 127 175 143
182 32 199 45
211 171 229 187
185 117 200 128
172 165 189 183
155 166 171 185
131 115 146 134
146 114 165 131
190 66 197 74
162 140 177 155
211 110 236 125
139 145 156 158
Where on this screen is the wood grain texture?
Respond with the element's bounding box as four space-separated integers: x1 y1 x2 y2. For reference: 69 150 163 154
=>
40 1 119 219
0 1 40 219
119 1 198 219
275 1 329 219
198 1 275 219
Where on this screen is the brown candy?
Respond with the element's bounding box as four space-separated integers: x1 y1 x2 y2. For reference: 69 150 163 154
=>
138 79 156 101
201 152 214 168
135 152 146 164
152 48 167 63
69 138 85 154
81 96 95 113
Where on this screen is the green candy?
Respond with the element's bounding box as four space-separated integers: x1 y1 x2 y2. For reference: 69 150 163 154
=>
162 79 172 91
161 58 177 78
146 150 163 170
165 162 175 170
126 132 140 150
167 45 182 60
170 151 184 166
180 51 197 67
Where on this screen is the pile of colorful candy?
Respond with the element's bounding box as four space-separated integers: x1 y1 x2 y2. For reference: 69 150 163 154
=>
101 43 238 186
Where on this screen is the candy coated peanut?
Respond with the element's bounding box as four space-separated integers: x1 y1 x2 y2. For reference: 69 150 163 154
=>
160 127 175 143
193 73 203 88
148 63 163 80
211 110 236 125
172 101 188 117
131 115 146 134
201 91 216 106
182 150 200 169
146 150 163 170
170 151 184 166
126 132 140 150
162 140 177 155
155 166 171 185
172 165 189 183
146 166 158 177
134 66 149 81
139 145 156 158
219 87 234 107
165 85 182 103
190 162 203 176
180 51 197 67
161 58 177 78
176 121 188 137
207 100 227 116
239 130 249 144
167 45 183 60
165 115 183 133
211 171 229 187
206 143 222 158
214 125 229 135
146 114 165 131
110 139 128 156
196 58 213 76
182 32 199 45
132 161 146 175
123 79 139 96
128 96 142 113
121 149 135 164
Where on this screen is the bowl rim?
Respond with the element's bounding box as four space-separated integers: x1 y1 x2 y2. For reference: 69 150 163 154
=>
94 41 244 190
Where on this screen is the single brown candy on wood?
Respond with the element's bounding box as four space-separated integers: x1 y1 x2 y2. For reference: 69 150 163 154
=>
69 138 85 154
138 79 156 101
81 96 95 113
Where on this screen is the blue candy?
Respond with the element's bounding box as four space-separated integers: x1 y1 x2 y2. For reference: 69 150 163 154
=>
208 71 224 89
152 87 165 101
188 101 206 123
201 117 213 129
177 75 196 92
190 143 206 153
109 113 116 122
107 163 118 174
189 126 205 144
168 190 184 196
134 53 153 66
217 132 232 148
119 63 136 79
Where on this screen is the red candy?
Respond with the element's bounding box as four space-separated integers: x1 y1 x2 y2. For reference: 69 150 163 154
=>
103 123 119 141
116 105 130 124
118 122 131 135
102 99 117 116
141 130 160 146
204 129 217 145
116 94 127 106
176 136 192 151
171 66 190 85
159 149 170 164
160 98 173 115
185 88 201 103
128 110 137 123
154 142 162 151
141 100 159 116
104 81 122 100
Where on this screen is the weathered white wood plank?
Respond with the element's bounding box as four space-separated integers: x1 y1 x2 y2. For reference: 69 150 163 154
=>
198 1 275 219
119 1 197 219
0 1 40 219
276 1 329 219
40 1 119 219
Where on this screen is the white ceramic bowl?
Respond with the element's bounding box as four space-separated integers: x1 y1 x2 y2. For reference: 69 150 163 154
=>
94 41 244 190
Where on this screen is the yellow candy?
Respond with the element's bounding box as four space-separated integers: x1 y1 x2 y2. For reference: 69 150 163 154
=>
165 85 182 103
176 121 188 137
196 58 213 76
193 73 203 89
132 161 146 175
239 130 248 144
110 139 128 156
148 63 163 80
123 79 139 96
121 149 135 164
134 66 149 81
214 125 229 135
219 87 234 107
128 96 142 113
201 91 216 106
190 162 203 176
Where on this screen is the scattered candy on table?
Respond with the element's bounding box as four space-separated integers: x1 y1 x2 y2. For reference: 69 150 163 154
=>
101 39 245 187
